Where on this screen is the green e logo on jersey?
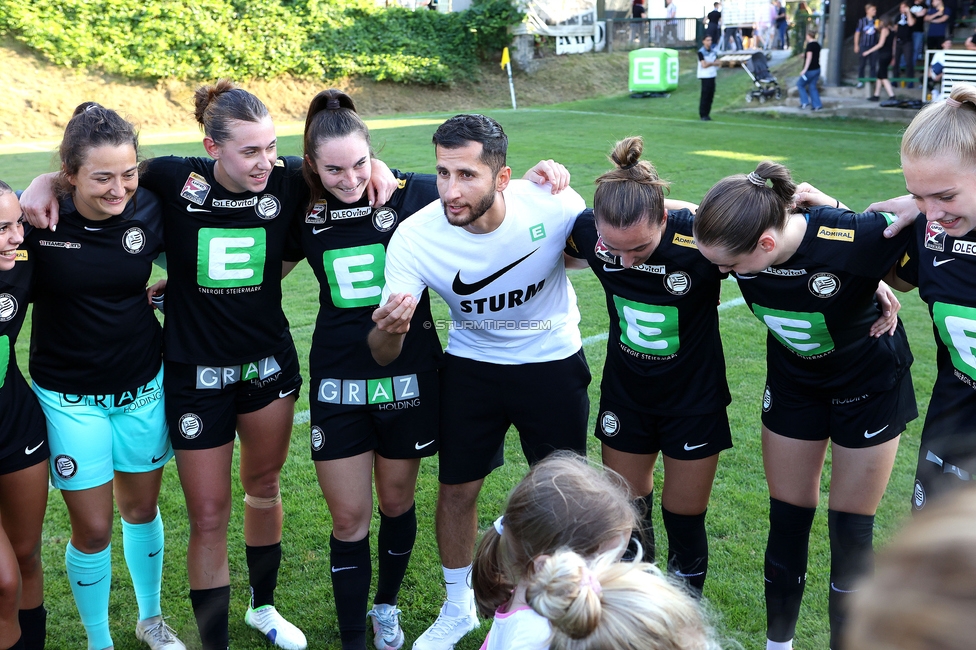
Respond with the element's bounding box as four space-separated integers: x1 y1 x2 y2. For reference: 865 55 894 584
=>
752 305 834 356
933 302 976 381
197 228 266 288
0 336 8 390
613 296 679 356
323 244 386 308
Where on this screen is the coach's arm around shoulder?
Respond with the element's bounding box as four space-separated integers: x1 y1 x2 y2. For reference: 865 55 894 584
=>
369 293 418 365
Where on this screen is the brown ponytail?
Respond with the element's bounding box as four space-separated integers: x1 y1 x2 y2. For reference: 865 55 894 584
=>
593 136 671 231
193 79 269 146
694 160 795 256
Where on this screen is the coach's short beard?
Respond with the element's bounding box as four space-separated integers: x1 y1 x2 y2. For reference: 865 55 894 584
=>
443 189 497 227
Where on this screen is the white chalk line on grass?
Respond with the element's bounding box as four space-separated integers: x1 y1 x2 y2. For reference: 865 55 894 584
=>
290 295 747 426
515 108 904 139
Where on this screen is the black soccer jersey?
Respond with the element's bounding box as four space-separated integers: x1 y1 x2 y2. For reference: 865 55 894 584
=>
567 209 731 415
290 171 443 378
140 156 309 366
897 219 976 464
26 190 164 394
734 207 913 396
0 242 32 395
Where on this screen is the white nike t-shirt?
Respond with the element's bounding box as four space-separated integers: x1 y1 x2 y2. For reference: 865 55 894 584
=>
382 180 584 364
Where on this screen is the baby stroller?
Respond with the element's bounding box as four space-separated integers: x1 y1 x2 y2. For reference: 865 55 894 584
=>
743 52 781 103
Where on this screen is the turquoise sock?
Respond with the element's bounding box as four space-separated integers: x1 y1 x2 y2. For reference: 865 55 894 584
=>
65 541 113 650
122 510 164 621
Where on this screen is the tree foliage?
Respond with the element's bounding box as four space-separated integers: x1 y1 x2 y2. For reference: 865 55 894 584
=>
0 0 524 84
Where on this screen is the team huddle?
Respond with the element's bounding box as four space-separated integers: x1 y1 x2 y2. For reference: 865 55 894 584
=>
0 79 975 650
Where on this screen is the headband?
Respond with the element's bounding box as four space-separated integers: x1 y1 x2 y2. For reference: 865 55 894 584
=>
747 171 767 187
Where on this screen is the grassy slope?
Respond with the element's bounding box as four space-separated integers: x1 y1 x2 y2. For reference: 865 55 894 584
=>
1 50 934 650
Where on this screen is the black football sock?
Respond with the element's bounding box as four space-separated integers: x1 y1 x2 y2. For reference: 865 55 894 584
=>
765 498 816 643
18 605 45 650
246 542 281 609
662 507 709 596
375 503 417 606
331 533 371 649
190 585 230 650
827 510 875 650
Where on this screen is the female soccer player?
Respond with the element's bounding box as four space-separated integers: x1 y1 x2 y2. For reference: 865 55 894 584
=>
564 136 731 597
693 161 916 650
24 104 181 650
290 89 572 649
20 83 403 650
0 183 49 650
869 84 976 513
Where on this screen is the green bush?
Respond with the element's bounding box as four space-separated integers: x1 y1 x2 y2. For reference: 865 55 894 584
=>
0 0 524 84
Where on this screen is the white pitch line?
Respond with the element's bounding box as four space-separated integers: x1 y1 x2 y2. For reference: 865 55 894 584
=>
291 296 747 425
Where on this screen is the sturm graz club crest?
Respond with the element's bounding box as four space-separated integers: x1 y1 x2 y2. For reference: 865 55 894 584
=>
255 194 282 220
179 413 203 439
664 271 691 295
600 411 620 437
372 207 398 232
311 426 325 451
122 227 145 254
0 293 17 322
762 386 772 412
55 454 78 479
808 272 840 298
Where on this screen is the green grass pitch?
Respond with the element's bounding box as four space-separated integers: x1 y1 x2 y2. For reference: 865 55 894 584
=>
2 62 933 649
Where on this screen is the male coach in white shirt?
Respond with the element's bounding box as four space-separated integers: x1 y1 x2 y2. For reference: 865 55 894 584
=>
369 114 590 649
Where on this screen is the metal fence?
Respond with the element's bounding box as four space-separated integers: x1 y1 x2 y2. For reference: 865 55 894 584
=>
605 18 702 52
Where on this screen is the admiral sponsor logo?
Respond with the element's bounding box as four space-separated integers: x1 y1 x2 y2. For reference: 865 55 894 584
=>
951 239 976 257
255 194 281 220
664 271 691 295
566 235 579 253
373 207 398 232
924 222 946 252
179 413 203 439
196 355 282 389
600 411 620 436
672 233 698 249
397 177 406 189
274 158 285 167
0 293 17 322
816 226 854 242
459 280 545 314
762 386 771 412
54 454 77 479
181 172 211 205
306 201 328 224
311 426 325 451
761 267 807 277
14 250 27 262
212 197 259 209
39 240 81 249
808 272 840 298
122 227 145 254
331 206 371 220
317 374 420 406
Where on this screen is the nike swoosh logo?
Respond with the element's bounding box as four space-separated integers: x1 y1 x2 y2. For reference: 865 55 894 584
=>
77 576 106 587
151 453 167 464
279 388 297 399
830 582 857 593
864 425 889 438
933 258 955 266
602 264 625 273
25 442 44 455
149 548 162 557
84 226 103 232
331 566 357 573
683 442 708 451
387 549 411 556
452 249 539 296
735 274 757 280
674 570 706 578
186 205 211 213
312 226 333 235
415 440 435 450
